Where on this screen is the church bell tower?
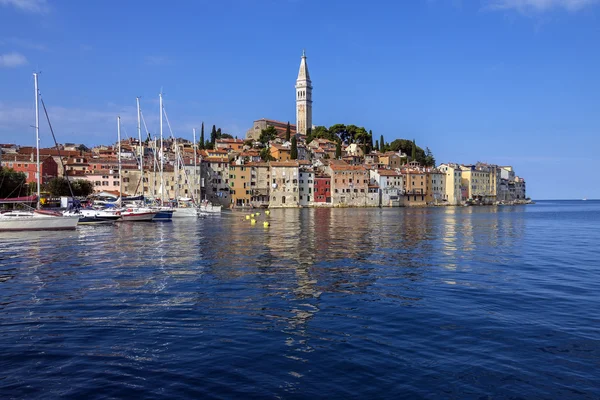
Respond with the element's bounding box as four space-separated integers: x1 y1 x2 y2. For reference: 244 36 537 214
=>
295 50 312 135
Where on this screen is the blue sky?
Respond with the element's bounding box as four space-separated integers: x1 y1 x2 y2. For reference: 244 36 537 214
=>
0 0 599 199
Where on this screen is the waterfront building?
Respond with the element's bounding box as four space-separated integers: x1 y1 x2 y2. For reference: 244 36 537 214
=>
247 162 271 207
426 170 446 205
229 162 252 207
269 161 300 208
298 164 315 207
438 163 463 205
326 161 370 207
314 174 331 204
370 168 404 207
514 176 527 200
460 164 496 204
295 50 313 135
200 156 231 207
402 166 427 206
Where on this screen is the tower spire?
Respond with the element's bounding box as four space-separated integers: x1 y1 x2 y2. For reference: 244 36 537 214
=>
295 50 313 134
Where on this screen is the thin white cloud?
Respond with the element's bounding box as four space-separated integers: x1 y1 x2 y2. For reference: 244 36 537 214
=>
0 0 49 13
485 0 599 12
0 52 28 68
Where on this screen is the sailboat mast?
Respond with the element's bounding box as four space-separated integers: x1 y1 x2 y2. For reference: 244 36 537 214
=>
175 137 179 202
159 92 165 204
193 128 197 200
117 116 123 203
33 73 41 209
136 97 143 196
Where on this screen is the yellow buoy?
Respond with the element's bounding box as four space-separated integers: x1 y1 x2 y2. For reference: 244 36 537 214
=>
263 221 270 227
245 215 250 220
251 219 257 225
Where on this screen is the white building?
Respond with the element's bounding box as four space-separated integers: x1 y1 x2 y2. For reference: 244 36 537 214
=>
298 166 315 207
269 161 300 208
438 163 462 205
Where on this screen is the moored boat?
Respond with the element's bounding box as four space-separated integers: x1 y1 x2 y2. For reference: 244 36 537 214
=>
0 209 79 231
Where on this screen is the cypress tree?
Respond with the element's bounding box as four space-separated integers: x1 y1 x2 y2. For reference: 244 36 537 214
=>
199 122 205 150
290 136 298 159
375 140 379 151
285 122 291 142
335 141 342 159
380 135 385 152
411 139 417 160
210 125 217 148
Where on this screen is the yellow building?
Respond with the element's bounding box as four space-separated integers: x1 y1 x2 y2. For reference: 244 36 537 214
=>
269 144 292 162
402 168 427 206
229 163 252 207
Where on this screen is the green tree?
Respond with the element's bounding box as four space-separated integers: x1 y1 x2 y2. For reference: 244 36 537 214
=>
285 122 291 142
290 136 298 159
71 179 94 196
374 139 379 151
260 147 275 162
305 127 312 144
380 135 385 152
199 122 205 150
411 139 417 160
46 177 71 197
216 128 222 139
221 133 233 139
76 144 89 153
335 141 342 159
210 125 217 147
0 168 27 198
311 125 334 142
424 147 436 167
258 126 278 144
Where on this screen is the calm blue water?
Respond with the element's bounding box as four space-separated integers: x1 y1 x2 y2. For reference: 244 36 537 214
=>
1 201 599 399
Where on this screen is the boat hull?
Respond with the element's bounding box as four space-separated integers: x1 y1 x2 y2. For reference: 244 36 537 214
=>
171 207 201 218
153 210 174 220
200 204 222 213
121 211 157 221
0 212 79 231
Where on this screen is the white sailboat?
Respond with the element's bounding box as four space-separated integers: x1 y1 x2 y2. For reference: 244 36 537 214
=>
0 73 79 231
115 115 158 222
160 93 203 218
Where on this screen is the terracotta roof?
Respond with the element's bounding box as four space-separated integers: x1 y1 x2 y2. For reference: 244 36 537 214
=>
202 157 229 163
270 161 299 167
377 169 402 176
